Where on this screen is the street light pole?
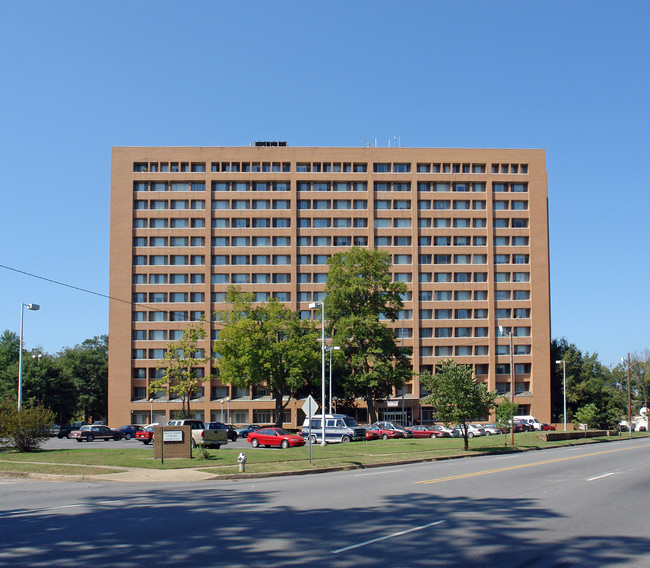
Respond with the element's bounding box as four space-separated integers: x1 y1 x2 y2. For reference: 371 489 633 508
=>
309 301 326 446
18 303 40 410
556 360 566 431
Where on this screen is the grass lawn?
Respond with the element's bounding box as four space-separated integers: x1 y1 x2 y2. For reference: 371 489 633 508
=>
1 432 647 478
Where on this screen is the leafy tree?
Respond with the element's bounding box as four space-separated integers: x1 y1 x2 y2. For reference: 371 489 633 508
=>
0 398 54 452
22 352 76 424
420 360 496 451
214 288 320 427
574 403 599 429
495 400 519 446
324 247 411 424
0 330 20 402
552 338 625 428
58 335 108 422
149 320 211 419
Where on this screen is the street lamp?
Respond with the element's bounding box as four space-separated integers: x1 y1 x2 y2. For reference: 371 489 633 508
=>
555 360 566 431
326 346 340 414
148 398 154 424
309 301 327 446
498 325 515 446
18 303 40 410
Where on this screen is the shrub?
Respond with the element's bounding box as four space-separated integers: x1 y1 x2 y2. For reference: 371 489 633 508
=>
0 399 54 451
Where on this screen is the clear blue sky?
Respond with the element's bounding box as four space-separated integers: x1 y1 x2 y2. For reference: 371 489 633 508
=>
1 1 648 368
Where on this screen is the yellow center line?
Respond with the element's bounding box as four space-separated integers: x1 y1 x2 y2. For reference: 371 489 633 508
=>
415 443 648 485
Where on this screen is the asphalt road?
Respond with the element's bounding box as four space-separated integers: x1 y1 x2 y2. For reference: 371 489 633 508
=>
1 438 649 567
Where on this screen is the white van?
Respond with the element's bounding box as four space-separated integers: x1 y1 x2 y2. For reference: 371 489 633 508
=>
301 414 367 443
513 415 542 431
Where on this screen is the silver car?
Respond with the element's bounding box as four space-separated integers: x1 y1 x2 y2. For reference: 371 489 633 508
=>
452 424 485 438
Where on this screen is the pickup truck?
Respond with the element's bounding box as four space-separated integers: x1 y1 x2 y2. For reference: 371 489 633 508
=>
166 419 228 449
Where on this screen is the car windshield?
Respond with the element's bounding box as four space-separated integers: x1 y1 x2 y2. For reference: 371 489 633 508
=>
343 418 360 427
274 428 290 436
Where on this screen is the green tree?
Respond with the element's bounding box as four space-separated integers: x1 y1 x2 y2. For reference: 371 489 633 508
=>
58 335 108 422
22 352 77 424
0 398 54 452
495 400 519 446
150 320 211 419
574 403 599 429
324 247 411 424
420 360 496 451
0 330 20 402
214 288 320 427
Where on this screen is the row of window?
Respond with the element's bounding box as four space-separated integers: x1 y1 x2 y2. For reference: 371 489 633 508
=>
134 161 530 175
131 270 529 286
132 252 532 266
133 292 205 303
134 180 528 194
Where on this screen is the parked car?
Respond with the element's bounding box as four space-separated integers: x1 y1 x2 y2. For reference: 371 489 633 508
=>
428 424 453 437
51 421 90 439
70 425 123 442
541 423 556 431
407 425 441 439
452 424 485 438
374 421 414 438
482 423 504 436
513 415 543 431
248 427 306 449
204 422 238 442
136 424 157 444
301 414 367 443
371 422 406 440
235 424 261 439
363 424 383 441
118 425 144 440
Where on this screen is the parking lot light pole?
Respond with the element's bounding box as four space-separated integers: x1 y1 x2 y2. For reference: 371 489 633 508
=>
18 303 40 410
556 360 566 431
326 346 340 414
309 301 327 446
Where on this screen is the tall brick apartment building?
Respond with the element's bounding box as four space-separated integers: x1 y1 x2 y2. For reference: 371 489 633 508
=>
109 145 550 428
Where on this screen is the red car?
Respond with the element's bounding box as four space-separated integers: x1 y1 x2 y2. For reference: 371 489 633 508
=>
248 427 306 449
136 424 157 445
407 425 441 439
371 423 406 440
364 425 382 440
541 423 556 431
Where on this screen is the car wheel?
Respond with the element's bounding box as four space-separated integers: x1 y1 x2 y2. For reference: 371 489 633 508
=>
485 431 491 436
310 435 317 444
143 440 150 445
430 433 437 438
382 434 389 440
341 435 351 443
76 439 83 443
467 432 474 438
251 438 259 448
58 433 65 439
114 434 121 441
125 433 132 440
191 439 197 449
66 432 72 439
87 435 94 442
281 439 289 449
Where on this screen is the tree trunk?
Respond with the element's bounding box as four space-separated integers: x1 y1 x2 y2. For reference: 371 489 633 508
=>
273 389 285 427
365 388 377 424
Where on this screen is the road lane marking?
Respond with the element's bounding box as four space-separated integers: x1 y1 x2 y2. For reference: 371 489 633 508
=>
587 472 617 481
332 520 445 554
354 469 404 477
415 444 646 485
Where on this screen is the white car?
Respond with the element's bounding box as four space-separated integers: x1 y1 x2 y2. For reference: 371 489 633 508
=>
481 423 503 436
452 424 485 438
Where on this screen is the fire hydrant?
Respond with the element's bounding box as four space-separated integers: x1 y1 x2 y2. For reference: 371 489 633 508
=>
237 452 247 473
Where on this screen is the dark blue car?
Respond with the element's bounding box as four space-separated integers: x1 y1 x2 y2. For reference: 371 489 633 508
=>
118 425 144 440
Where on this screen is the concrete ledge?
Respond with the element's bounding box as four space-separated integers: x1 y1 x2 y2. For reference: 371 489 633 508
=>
541 430 618 441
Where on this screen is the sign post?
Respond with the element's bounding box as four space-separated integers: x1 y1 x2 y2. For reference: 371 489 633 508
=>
302 395 318 463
